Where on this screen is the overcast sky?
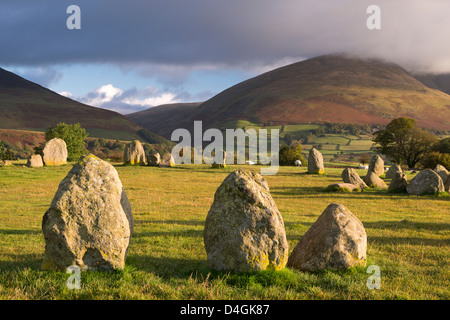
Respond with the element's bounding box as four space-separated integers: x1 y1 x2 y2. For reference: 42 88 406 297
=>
2 0 450 114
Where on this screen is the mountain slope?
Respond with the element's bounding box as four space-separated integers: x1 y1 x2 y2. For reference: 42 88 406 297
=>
414 73 450 95
0 67 142 140
129 55 450 138
127 102 202 138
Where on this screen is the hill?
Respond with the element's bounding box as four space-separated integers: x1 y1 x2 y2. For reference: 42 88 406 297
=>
128 55 450 138
0 67 142 140
127 102 202 138
414 73 450 95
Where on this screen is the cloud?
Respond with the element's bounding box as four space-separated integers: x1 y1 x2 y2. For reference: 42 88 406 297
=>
2 0 450 75
58 91 73 98
75 84 182 114
7 66 63 87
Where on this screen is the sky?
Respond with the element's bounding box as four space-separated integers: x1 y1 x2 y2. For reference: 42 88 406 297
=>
1 0 450 114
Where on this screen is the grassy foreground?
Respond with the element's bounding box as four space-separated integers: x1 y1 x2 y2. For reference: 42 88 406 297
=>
0 163 449 300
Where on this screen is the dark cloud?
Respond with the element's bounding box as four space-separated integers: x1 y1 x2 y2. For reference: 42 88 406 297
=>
2 0 450 73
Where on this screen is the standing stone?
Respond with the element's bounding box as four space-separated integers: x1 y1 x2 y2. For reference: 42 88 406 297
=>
42 154 134 271
445 176 450 193
434 164 449 183
368 155 385 176
307 148 325 174
159 152 175 167
342 168 367 189
406 169 444 195
212 151 227 168
385 164 402 179
363 172 388 188
147 153 161 166
42 138 68 166
204 169 289 272
27 154 44 168
123 140 146 165
287 203 367 271
388 171 408 193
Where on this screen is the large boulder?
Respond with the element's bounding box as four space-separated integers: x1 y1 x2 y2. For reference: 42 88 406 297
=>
434 164 449 183
287 203 367 271
406 169 445 195
342 168 367 189
307 148 325 174
363 172 387 188
27 154 44 168
368 155 384 176
123 140 146 165
159 152 175 167
385 164 402 180
204 169 289 272
147 153 161 166
41 154 134 271
388 171 408 193
42 138 68 166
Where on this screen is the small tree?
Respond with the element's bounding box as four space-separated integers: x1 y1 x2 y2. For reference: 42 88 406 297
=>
45 122 88 161
373 117 438 168
279 142 306 166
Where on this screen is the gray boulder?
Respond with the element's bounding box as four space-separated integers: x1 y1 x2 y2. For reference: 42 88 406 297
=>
287 203 367 271
123 140 146 165
204 169 289 272
388 171 408 193
368 155 384 176
434 164 449 183
445 176 450 193
342 168 367 189
42 138 68 166
159 153 175 167
406 169 444 195
42 154 134 271
307 148 325 174
147 153 161 166
385 164 402 179
27 154 44 168
326 183 359 192
363 172 387 188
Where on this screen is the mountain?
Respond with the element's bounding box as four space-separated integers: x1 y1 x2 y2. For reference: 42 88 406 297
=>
413 73 450 95
0 67 142 140
127 102 203 138
128 55 450 138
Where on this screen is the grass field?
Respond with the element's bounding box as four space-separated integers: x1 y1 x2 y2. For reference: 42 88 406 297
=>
0 162 449 300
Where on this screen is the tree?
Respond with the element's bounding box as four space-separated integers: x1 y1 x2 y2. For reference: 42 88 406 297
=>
279 142 306 166
373 117 438 168
45 123 88 161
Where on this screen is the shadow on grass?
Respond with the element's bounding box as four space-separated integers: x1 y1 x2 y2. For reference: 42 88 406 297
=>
135 219 205 227
0 253 42 271
0 229 41 235
368 236 450 246
363 220 450 232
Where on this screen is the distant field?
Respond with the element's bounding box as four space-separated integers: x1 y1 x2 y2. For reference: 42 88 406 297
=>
0 162 448 300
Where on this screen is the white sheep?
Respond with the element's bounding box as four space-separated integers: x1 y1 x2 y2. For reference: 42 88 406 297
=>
295 160 302 166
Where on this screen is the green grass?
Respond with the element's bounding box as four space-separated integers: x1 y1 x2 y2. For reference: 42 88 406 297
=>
0 163 449 300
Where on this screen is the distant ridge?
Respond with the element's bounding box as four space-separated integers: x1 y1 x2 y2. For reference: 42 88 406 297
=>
0 67 142 140
128 55 450 138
